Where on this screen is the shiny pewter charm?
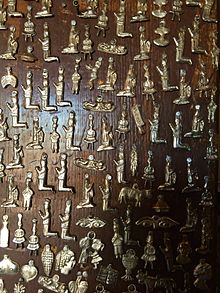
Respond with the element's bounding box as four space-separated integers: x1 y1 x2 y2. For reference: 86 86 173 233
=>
149 101 167 144
196 212 212 254
27 218 40 255
207 87 217 123
35 0 53 18
169 111 190 151
152 0 167 18
182 157 201 193
173 69 191 105
98 57 117 91
112 218 123 259
94 284 111 293
81 25 94 60
78 0 98 18
39 199 58 237
56 153 74 192
0 1 7 30
98 39 127 55
96 264 118 286
71 57 81 94
116 103 130 139
6 134 24 169
118 184 148 208
114 0 132 38
210 31 220 70
141 231 156 269
59 200 76 240
21 260 38 282
0 255 19 274
95 3 109 37
99 174 116 211
153 20 169 47
41 244 54 276
169 0 184 21
1 176 19 208
83 114 97 150
131 0 149 22
142 64 156 99
199 176 214 207
196 61 210 98
134 26 150 61
77 173 95 209
160 233 175 272
39 22 59 62
0 26 18 60
0 108 10 142
12 213 26 248
184 105 204 138
121 205 139 245
117 64 136 97
23 5 35 41
130 144 138 177
136 215 179 229
202 0 218 23
50 116 60 153
62 20 79 54
63 111 81 151
7 0 23 17
114 144 126 184
22 71 39 110
83 96 115 112
0 278 8 292
26 117 44 149
7 91 28 128
14 278 26 293
55 245 76 275
158 155 176 191
193 259 212 291
54 66 71 107
173 28 192 65
180 198 198 232
38 275 68 292
1 66 17 88
0 149 5 182
186 0 202 6
0 215 9 248
68 271 89 293
205 129 218 161
74 154 106 171
35 153 54 191
121 249 138 281
76 215 106 229
20 45 38 62
85 57 103 90
142 150 155 190
97 116 115 151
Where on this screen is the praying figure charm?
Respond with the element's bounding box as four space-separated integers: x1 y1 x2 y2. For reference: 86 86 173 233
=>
1 176 19 208
39 199 58 237
85 57 103 90
169 0 184 21
196 61 210 98
158 155 176 191
54 66 71 107
59 200 76 240
95 3 109 37
153 20 170 47
50 116 60 153
26 117 44 149
207 88 217 123
22 71 40 110
131 0 149 22
114 0 132 38
182 157 201 193
6 134 24 169
62 20 80 54
63 111 81 151
55 153 74 192
149 101 167 144
152 0 167 18
35 0 53 18
173 27 192 65
22 171 34 210
35 152 54 192
77 173 95 209
142 64 157 99
7 0 23 17
173 69 191 105
0 1 7 30
202 0 218 23
184 105 204 138
117 64 136 97
134 26 150 61
0 108 10 142
0 26 18 60
7 91 28 128
0 149 5 182
98 57 117 91
97 116 115 151
116 103 130 140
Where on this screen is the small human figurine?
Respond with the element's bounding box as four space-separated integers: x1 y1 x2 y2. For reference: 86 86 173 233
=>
114 145 126 184
202 0 218 23
1 176 19 208
134 26 150 61
62 20 79 54
7 91 28 128
176 234 192 265
142 150 155 190
131 0 149 22
193 259 212 291
173 27 192 65
169 0 183 21
196 61 210 98
85 57 103 90
95 3 109 37
173 69 191 105
35 152 54 191
71 57 82 95
0 149 5 182
0 215 9 248
0 0 7 30
188 15 208 55
169 111 190 150
0 108 10 142
121 205 138 245
22 71 40 110
81 25 94 60
12 213 26 249
114 0 132 38
77 173 95 208
20 45 38 62
63 111 81 151
50 116 60 153
158 155 176 191
78 0 98 18
112 218 123 259
142 64 156 99
210 31 220 70
186 0 201 6
68 271 89 293
199 176 214 207
7 0 23 17
182 157 201 193
180 198 198 232
54 66 71 107
152 0 167 18
149 101 167 144
78 231 104 269
97 116 115 151
38 68 57 111
153 20 169 47
98 38 128 55
1 66 17 88
27 218 40 255
22 5 35 41
26 117 44 149
83 114 97 150
0 26 18 60
74 154 106 171
41 244 54 276
6 134 24 169
99 174 115 211
117 64 136 97
38 22 59 62
184 105 204 138
59 200 76 240
196 214 212 254
116 103 130 140
156 52 178 91
130 144 138 177
141 231 156 270
55 245 76 275
83 95 115 112
56 153 74 192
98 57 117 91
205 129 218 161
38 275 67 292
207 87 217 123
39 199 58 237
160 233 175 272
35 0 53 18
22 171 34 210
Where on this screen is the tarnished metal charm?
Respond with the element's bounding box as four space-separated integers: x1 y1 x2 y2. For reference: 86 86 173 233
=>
62 20 79 54
0 149 5 182
180 198 198 232
63 111 81 151
176 234 192 265
149 101 166 144
83 96 115 112
94 284 111 293
196 211 212 254
0 215 9 248
97 116 115 151
86 57 103 90
22 171 34 210
118 184 148 207
114 0 132 38
131 0 149 22
188 15 208 54
78 0 98 18
0 26 18 60
77 173 95 208
0 1 7 30
0 255 19 274
21 260 38 282
142 150 155 190
114 144 126 184
20 45 38 62
35 153 54 191
1 176 19 207
152 0 167 18
96 264 118 286
112 218 123 259
27 218 40 255
99 174 115 211
76 215 106 229
199 176 214 207
186 0 201 6
84 114 97 150
196 61 210 98
98 39 127 55
142 65 156 99
74 154 106 171
39 199 58 237
7 91 28 128
55 245 76 275
184 105 204 138
41 244 54 276
117 64 136 97
38 275 68 292
130 144 138 177
202 0 218 23
153 20 169 47
22 71 39 110
50 116 60 153
210 31 220 70
1 66 17 88
68 271 89 293
0 109 10 142
81 25 94 60
121 249 138 281
173 69 191 104
173 28 192 65
205 129 218 161
121 205 139 245
207 87 217 123
116 103 130 139
95 2 109 37
23 5 35 41
153 194 170 213
54 66 71 107
26 117 44 149
56 153 74 192
13 213 25 248
160 233 175 272
6 134 24 169
98 57 117 91
141 231 156 269
182 157 201 193
35 0 53 18
169 0 184 21
71 57 81 94
123 284 141 293
60 200 76 240
7 0 23 17
158 155 176 191
193 259 212 290
134 26 150 61
136 215 179 229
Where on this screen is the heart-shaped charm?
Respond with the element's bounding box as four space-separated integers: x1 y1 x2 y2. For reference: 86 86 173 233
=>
21 260 38 282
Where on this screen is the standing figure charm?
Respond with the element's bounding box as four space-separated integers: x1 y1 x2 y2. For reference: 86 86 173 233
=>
173 69 191 105
22 171 34 210
117 64 136 97
7 91 28 128
0 215 9 248
27 219 40 255
121 205 138 246
71 57 81 95
22 71 40 110
153 20 169 47
173 28 192 65
13 213 25 249
130 144 138 177
26 117 44 149
7 0 23 17
1 176 19 208
85 57 103 90
99 174 115 211
83 114 97 150
95 3 109 37
62 20 79 54
202 0 218 23
55 153 74 192
210 31 220 70
39 199 58 237
6 134 24 169
142 64 156 99
116 103 130 140
180 198 198 232
0 149 5 182
149 101 167 144
185 105 204 138
0 26 18 60
169 111 190 150
63 111 81 151
141 231 156 269
114 0 132 38
207 88 217 123
196 61 210 98
35 0 53 18
205 129 218 161
0 0 7 30
97 116 115 151
38 22 59 62
0 108 10 142
50 116 60 153
114 145 126 184
23 5 35 41
134 26 150 61
55 245 76 275
35 153 53 191
182 157 201 193
98 57 117 91
169 0 184 21
112 218 123 259
81 25 94 60
158 155 176 191
176 234 192 265
54 66 71 107
142 150 155 190
131 0 149 22
77 173 95 208
59 200 76 240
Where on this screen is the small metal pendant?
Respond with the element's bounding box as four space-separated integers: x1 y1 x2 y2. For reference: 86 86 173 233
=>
199 176 214 207
152 0 167 18
39 199 58 237
158 155 176 191
186 0 202 6
97 116 115 151
98 57 117 91
0 26 18 60
71 57 81 94
12 213 26 248
78 0 98 18
83 114 97 150
202 0 218 22
81 25 94 60
77 173 95 208
1 176 19 208
55 245 76 275
117 64 136 97
196 61 210 98
1 66 17 88
169 0 184 21
112 218 123 259
184 105 204 138
50 116 60 153
0 215 9 248
59 200 76 240
193 259 212 290
121 206 139 245
20 45 38 62
69 271 89 293
131 0 149 22
27 218 40 256
123 284 141 293
134 26 150 61
188 15 208 54
76 215 106 229
96 264 118 286
141 231 156 269
21 260 38 282
23 5 35 41
142 150 155 190
22 71 39 110
173 28 192 65
180 198 198 232
38 275 68 292
0 108 10 142
83 96 115 112
74 154 106 171
62 20 80 54
94 284 111 293
0 278 7 292
99 174 116 211
176 234 192 265
196 213 212 255
14 278 26 292
35 153 54 192
210 31 220 70
121 249 138 281
153 19 169 47
116 103 130 140
160 233 175 272
149 101 167 144
86 57 103 90
95 2 109 37
152 194 170 213
41 244 54 276
114 0 132 38
35 0 54 18
22 172 34 210
26 117 44 149
6 134 25 169
54 66 71 107
205 129 218 161
207 87 217 123
0 149 5 183
7 0 23 17
63 111 81 151
130 144 138 177
97 39 128 55
182 157 201 193
7 91 28 128
56 154 74 192
114 144 126 184
0 1 7 30
136 215 179 229
142 64 156 98
0 255 19 275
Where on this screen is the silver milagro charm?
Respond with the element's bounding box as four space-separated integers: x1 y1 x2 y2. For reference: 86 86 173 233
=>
97 39 127 55
56 154 74 193
41 244 54 276
95 2 109 37
142 64 156 99
20 45 37 63
131 0 149 22
193 259 212 291
63 111 81 151
188 15 208 54
0 26 18 60
81 25 94 60
202 0 218 23
62 20 79 54
60 200 76 240
134 26 150 61
186 0 201 6
78 0 98 18
55 245 76 275
1 176 19 208
22 71 40 110
117 64 136 97
12 213 25 249
68 271 89 293
210 31 220 70
173 69 191 105
77 173 95 209
184 105 204 138
205 129 218 161
0 149 5 183
26 117 44 149
85 57 103 90
35 0 53 18
141 231 156 269
7 0 23 17
0 1 7 30
23 5 35 41
27 218 40 255
169 0 184 21
73 154 106 171
38 275 67 292
6 134 24 169
1 66 17 88
182 157 201 193
22 171 34 210
83 114 97 150
50 116 60 153
0 255 19 274
149 101 167 144
99 174 115 211
83 96 115 112
97 116 115 151
173 27 192 65
116 103 130 140
121 249 138 281
21 260 38 283
76 215 106 229
114 145 126 184
180 198 198 232
7 91 28 128
158 155 176 191
130 144 138 177
71 57 82 95
207 87 217 123
35 153 54 192
39 199 58 237
153 20 169 47
0 109 10 142
98 57 117 91
0 214 9 248
121 205 139 245
199 176 214 207
54 66 71 107
196 61 210 98
112 218 123 259
152 0 167 18
114 0 132 38
142 150 155 190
